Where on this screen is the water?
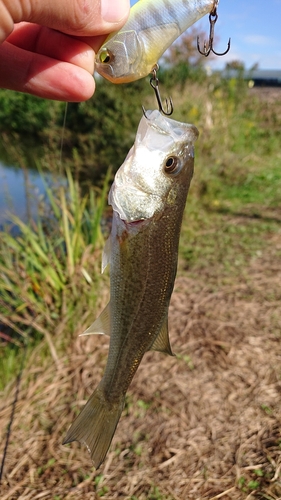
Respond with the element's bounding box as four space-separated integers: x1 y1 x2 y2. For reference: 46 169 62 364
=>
0 161 61 229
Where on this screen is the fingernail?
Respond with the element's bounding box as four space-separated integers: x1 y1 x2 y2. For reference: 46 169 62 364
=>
102 0 130 23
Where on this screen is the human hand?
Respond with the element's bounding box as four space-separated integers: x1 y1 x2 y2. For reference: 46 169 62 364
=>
0 0 130 101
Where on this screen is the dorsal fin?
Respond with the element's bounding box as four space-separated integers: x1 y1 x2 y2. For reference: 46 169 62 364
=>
80 303 111 336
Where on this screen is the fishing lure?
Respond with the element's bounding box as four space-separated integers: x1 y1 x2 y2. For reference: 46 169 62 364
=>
95 0 217 84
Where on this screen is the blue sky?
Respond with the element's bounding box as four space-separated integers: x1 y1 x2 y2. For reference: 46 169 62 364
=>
130 0 281 70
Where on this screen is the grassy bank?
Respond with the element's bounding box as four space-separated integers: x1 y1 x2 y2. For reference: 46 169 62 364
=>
0 80 281 499
0 168 111 388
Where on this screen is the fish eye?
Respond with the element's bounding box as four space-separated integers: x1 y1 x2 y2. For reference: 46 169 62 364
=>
99 48 113 64
164 156 181 176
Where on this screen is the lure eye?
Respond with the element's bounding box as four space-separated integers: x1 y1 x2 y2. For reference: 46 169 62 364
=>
99 48 113 64
164 156 181 176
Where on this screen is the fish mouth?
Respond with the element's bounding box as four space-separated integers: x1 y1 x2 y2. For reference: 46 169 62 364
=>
95 62 136 84
126 218 145 225
124 217 150 227
118 214 154 233
142 110 199 145
95 61 114 80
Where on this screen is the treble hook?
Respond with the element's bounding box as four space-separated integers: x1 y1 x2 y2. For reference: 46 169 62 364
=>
150 66 173 116
197 5 231 57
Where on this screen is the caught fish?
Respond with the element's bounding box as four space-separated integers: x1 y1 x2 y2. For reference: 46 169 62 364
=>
95 0 216 83
63 110 198 468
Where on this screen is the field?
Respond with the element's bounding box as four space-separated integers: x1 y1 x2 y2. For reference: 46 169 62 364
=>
0 84 281 499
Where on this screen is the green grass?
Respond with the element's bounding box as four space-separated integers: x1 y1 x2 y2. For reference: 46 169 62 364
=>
180 201 280 279
173 79 281 282
195 153 281 210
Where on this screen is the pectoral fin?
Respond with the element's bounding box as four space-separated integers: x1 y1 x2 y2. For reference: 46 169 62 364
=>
80 303 111 336
149 318 174 356
102 236 111 273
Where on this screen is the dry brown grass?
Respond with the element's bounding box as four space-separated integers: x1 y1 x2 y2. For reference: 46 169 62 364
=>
1 226 281 500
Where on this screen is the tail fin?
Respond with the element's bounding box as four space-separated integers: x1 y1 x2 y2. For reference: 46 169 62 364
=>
63 383 124 468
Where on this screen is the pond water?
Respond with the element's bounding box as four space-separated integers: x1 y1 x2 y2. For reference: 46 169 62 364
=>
0 161 62 229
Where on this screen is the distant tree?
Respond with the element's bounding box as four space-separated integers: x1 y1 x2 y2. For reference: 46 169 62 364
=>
225 60 245 71
0 90 53 135
161 26 215 87
250 62 259 71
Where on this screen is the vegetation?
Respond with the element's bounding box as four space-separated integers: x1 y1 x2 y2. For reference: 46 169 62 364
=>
0 79 149 182
0 62 281 499
0 167 110 387
1 63 281 385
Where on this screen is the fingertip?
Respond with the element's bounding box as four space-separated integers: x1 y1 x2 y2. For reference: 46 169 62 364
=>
75 70 96 102
26 66 97 102
66 45 95 75
101 0 130 24
0 4 14 43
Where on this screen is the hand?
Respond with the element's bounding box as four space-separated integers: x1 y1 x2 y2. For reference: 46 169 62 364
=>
0 0 130 101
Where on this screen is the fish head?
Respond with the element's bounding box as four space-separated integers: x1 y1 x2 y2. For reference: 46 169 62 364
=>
95 31 149 83
109 110 199 222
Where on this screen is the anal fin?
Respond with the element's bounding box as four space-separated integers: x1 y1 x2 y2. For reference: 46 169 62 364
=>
149 317 174 356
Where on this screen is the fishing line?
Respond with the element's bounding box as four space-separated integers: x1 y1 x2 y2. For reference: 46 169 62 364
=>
59 102 68 173
0 93 69 487
0 315 36 483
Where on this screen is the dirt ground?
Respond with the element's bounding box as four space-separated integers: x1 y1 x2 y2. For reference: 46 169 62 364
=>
1 222 281 499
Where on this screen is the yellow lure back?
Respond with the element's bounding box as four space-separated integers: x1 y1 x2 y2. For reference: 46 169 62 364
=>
95 0 216 83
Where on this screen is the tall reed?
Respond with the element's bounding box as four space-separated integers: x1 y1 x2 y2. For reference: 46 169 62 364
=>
0 167 111 377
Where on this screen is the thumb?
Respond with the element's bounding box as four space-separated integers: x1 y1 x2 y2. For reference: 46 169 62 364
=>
0 0 130 43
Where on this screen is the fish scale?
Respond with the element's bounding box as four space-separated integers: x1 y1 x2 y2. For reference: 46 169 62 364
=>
95 0 216 83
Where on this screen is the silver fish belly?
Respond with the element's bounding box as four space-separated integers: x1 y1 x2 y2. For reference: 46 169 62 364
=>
63 110 199 468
